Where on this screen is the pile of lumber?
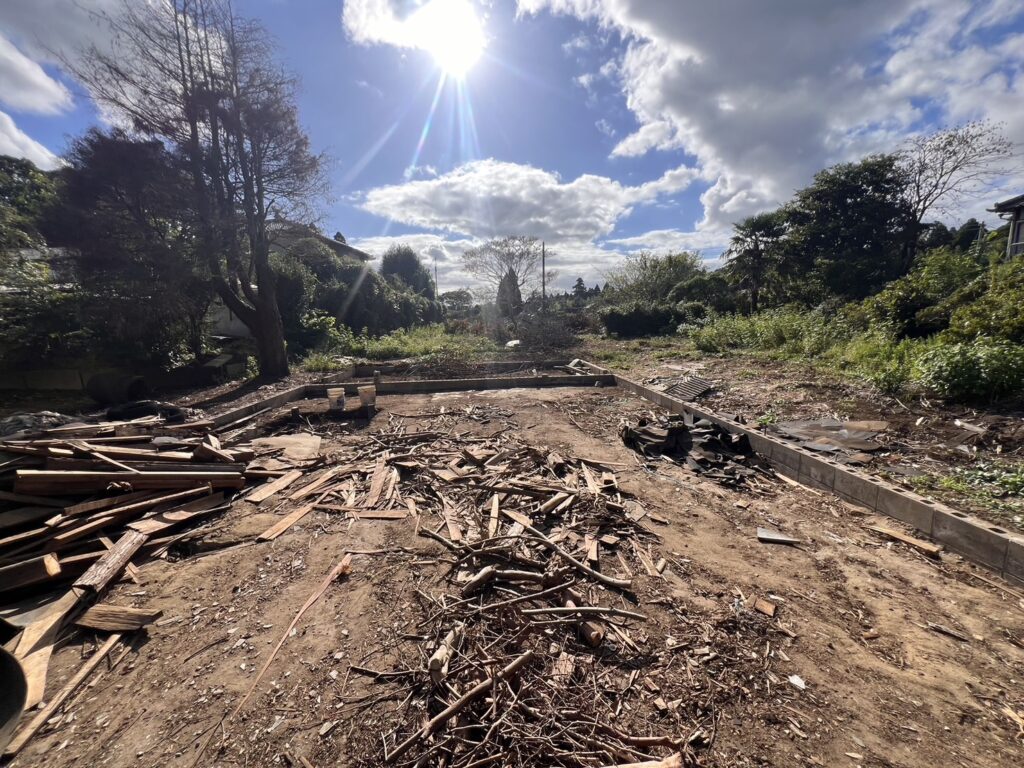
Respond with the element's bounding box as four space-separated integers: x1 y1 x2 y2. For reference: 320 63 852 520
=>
0 418 268 598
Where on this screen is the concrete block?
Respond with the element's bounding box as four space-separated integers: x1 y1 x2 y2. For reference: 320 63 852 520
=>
800 452 836 491
769 441 801 471
746 433 774 459
931 508 1008 570
797 471 833 493
1004 535 1024 585
833 468 879 508
875 484 935 532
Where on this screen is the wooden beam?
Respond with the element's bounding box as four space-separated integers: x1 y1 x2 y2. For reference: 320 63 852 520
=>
15 470 242 494
0 554 61 592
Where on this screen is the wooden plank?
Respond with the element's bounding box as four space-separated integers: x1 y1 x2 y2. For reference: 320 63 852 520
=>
866 524 943 558
192 441 237 464
15 470 242 494
289 467 342 500
127 493 226 536
363 455 388 508
13 590 81 709
76 604 161 631
4 633 122 758
73 529 149 592
488 494 499 538
246 469 303 504
256 491 331 542
0 554 61 592
62 490 155 518
438 493 463 542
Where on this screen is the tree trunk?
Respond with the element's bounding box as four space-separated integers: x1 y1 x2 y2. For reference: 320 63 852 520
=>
252 262 289 379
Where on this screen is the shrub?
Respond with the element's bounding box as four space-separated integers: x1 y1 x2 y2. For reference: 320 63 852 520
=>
599 302 677 337
944 259 1024 344
300 352 348 372
916 339 1024 401
674 301 708 324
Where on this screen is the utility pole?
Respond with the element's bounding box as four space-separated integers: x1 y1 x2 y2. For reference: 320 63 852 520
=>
434 254 439 296
541 241 546 314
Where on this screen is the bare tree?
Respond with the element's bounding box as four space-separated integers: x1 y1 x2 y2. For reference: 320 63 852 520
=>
69 0 325 377
899 121 1015 227
461 236 542 298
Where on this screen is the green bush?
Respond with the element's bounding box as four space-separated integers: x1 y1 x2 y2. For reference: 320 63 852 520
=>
599 302 678 337
916 339 1024 401
944 259 1024 344
300 351 349 372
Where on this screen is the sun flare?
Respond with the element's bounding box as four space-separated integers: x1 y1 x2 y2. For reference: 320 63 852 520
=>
409 0 485 77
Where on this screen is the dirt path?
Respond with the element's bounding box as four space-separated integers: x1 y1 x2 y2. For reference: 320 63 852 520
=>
14 388 1024 768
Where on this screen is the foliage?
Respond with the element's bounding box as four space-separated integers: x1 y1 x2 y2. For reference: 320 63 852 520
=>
784 154 916 298
723 210 787 311
944 258 1024 344
916 339 1024 401
381 243 436 298
599 302 679 338
300 351 349 372
461 236 542 298
496 268 523 319
602 251 703 304
0 156 58 250
440 289 475 319
667 272 737 313
865 246 987 337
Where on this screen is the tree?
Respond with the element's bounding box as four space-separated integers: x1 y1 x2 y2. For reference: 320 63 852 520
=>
381 243 436 298
440 288 473 318
899 121 1014 234
571 277 587 298
0 156 58 250
724 210 786 312
461 236 541 298
333 231 347 243
953 218 985 251
784 155 915 300
603 251 703 303
496 268 523 319
52 129 213 362
70 0 325 377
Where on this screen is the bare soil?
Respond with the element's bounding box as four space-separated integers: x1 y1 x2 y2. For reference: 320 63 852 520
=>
581 340 1024 533
13 387 1024 768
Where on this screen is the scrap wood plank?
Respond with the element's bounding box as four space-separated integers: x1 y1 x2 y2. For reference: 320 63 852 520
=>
0 554 61 593
127 493 227 536
13 590 82 709
62 490 155 518
73 529 149 593
0 506 55 533
257 490 332 542
49 486 214 548
289 467 343 500
363 455 389 508
438 493 463 542
4 633 122 758
246 469 303 504
15 470 243 494
75 604 161 632
580 463 600 494
487 494 499 538
98 535 140 584
866 524 943 558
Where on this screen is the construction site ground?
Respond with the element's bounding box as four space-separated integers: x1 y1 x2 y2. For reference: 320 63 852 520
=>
583 339 1024 534
13 385 1024 768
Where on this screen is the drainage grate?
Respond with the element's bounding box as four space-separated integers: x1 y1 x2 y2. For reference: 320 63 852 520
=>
663 376 713 401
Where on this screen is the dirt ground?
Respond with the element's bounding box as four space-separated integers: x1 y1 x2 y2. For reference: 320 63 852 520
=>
13 386 1024 768
581 340 1024 534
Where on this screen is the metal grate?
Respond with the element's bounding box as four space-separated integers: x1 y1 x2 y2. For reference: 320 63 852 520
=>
663 376 713 401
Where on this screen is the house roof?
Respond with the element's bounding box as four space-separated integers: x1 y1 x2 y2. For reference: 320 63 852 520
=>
267 219 373 262
988 193 1024 213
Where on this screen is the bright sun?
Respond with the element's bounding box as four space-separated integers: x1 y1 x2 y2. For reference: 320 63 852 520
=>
409 0 485 77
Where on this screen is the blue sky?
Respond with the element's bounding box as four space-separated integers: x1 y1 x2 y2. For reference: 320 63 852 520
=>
2 1 1023 290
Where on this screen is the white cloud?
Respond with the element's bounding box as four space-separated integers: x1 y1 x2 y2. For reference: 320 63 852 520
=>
0 110 60 169
595 118 615 137
0 34 72 114
518 0 1024 230
359 157 700 243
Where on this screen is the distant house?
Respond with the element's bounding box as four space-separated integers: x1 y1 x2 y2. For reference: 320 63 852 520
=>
207 221 372 337
267 219 372 262
989 194 1024 258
